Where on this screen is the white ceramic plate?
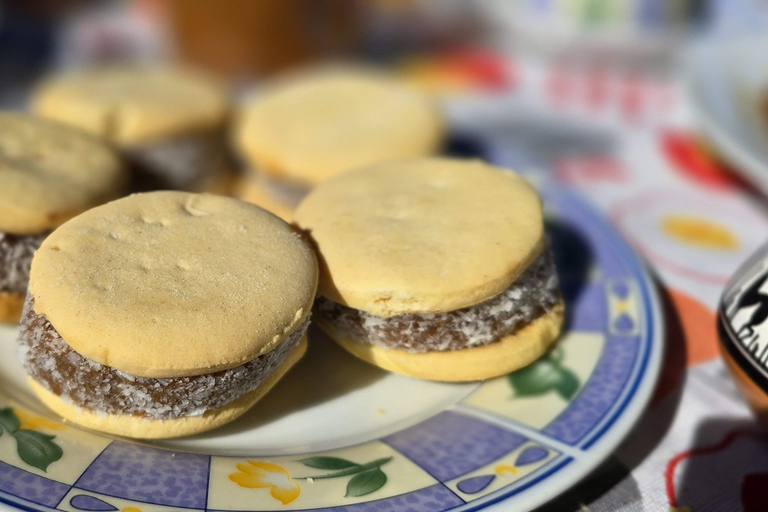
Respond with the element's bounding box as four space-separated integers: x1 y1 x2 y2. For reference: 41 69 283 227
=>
0 185 663 512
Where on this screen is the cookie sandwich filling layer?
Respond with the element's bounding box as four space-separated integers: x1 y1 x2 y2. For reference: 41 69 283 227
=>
18 294 309 420
127 130 229 191
316 246 560 353
0 232 46 295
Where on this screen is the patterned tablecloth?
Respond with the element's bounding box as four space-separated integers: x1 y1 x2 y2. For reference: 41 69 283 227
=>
437 52 768 511
1 42 764 511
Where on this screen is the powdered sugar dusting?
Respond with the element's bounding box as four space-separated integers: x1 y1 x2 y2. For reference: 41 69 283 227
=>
316 246 560 352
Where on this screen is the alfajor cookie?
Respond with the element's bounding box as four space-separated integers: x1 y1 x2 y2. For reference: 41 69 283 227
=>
235 66 444 219
18 192 317 438
32 66 230 192
0 112 125 323
295 158 564 382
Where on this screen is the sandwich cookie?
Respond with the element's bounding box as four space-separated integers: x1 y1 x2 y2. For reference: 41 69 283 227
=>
0 112 124 322
19 192 317 438
32 66 230 192
295 158 564 382
235 66 444 220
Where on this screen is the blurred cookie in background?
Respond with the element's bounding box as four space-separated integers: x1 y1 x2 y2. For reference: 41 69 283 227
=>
31 65 232 192
0 112 125 322
234 65 445 219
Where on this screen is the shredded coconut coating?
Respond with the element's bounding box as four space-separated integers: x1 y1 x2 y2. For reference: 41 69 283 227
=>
0 232 46 294
18 294 308 419
127 130 229 191
316 246 560 352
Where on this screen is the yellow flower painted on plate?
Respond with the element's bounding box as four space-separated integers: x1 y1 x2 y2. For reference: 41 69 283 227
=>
614 300 629 314
494 464 517 476
229 460 300 505
661 215 738 250
14 409 65 431
122 507 142 512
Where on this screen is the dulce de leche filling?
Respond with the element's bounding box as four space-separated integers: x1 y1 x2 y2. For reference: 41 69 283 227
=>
316 246 560 353
18 294 308 420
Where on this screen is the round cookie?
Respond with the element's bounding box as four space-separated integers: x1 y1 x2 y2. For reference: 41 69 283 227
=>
236 66 444 187
28 335 307 439
294 158 544 317
296 157 562 382
21 191 317 438
32 66 228 145
0 112 125 235
30 192 318 378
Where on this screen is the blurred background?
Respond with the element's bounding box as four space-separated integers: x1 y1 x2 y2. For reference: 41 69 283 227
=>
2 0 765 174
0 0 760 102
4 1 768 510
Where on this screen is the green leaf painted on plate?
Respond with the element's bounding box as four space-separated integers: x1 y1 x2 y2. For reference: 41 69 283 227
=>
13 430 63 472
508 358 563 397
297 457 392 480
550 346 565 364
299 457 360 470
508 353 581 402
554 368 581 400
345 468 387 498
0 408 19 435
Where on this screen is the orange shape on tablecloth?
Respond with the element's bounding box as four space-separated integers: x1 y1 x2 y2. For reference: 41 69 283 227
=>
671 289 719 366
400 49 514 94
661 215 739 251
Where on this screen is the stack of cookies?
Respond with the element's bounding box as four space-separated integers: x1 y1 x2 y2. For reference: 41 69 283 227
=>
5 62 564 440
32 66 231 192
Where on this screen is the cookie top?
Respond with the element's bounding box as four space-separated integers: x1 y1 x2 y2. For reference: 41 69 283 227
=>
294 158 544 317
32 66 228 145
0 112 125 234
30 192 318 378
235 66 443 186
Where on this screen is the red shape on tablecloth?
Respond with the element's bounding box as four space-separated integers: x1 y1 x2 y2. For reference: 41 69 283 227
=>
621 73 643 125
661 131 742 191
586 65 609 111
554 155 627 184
442 48 515 92
665 430 766 509
548 62 574 107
